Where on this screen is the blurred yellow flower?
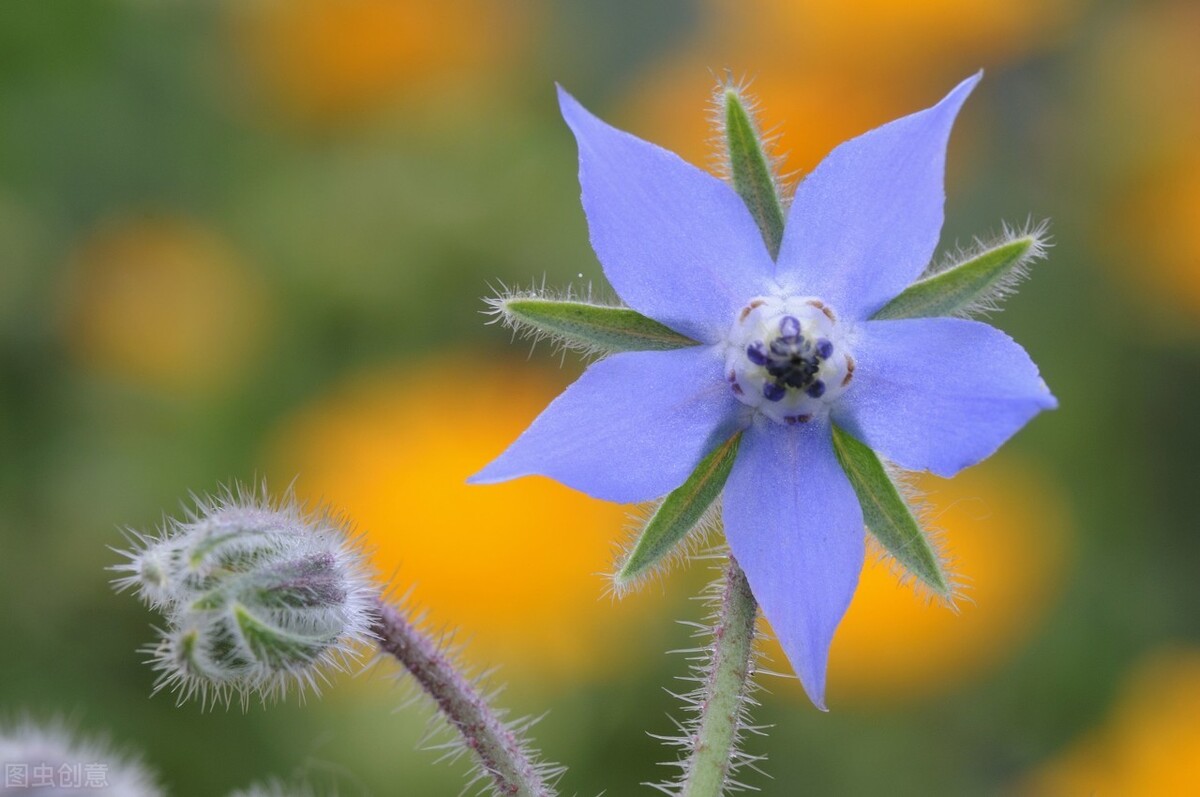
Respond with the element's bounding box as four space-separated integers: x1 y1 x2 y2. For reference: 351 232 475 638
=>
1022 649 1200 796
1088 0 1200 158
720 0 1081 73
267 356 669 681
1116 154 1200 319
762 458 1071 705
626 0 1084 175
59 216 268 395
231 0 533 124
1089 1 1200 323
626 67 902 180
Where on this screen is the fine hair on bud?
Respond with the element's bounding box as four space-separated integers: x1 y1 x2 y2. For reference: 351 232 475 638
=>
226 777 327 797
112 483 379 708
0 717 163 796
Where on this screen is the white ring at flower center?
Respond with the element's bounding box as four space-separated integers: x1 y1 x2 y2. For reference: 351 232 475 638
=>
723 296 853 424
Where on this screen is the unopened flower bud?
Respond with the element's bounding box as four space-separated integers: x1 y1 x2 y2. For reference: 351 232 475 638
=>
113 485 378 706
227 778 324 797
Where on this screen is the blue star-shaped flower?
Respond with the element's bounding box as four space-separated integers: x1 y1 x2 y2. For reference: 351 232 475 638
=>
472 74 1056 709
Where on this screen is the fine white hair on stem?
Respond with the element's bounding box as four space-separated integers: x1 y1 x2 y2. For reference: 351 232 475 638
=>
370 588 564 797
647 557 767 796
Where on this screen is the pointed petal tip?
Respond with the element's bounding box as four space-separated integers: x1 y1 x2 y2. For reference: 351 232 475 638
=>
465 459 512 487
723 424 862 716
774 71 986 318
957 70 983 92
836 318 1058 477
939 71 982 114
465 350 745 505
555 83 588 125
796 660 830 712
806 685 830 713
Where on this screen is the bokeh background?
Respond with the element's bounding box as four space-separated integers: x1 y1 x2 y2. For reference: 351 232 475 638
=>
1 1 1197 794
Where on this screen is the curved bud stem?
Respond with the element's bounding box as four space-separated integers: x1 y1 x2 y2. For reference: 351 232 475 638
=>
371 598 559 797
678 559 760 797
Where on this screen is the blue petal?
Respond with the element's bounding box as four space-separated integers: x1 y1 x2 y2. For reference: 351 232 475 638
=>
775 74 981 322
558 86 774 344
722 420 865 710
833 317 1057 477
470 346 745 504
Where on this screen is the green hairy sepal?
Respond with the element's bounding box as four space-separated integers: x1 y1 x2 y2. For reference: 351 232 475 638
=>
874 222 1050 320
614 432 742 593
831 425 952 598
717 80 786 258
486 291 696 356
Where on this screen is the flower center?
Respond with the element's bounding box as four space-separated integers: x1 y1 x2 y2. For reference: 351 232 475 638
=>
724 296 854 424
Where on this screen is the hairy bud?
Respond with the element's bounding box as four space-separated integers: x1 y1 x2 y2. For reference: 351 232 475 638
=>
0 718 163 796
226 778 325 797
112 485 378 706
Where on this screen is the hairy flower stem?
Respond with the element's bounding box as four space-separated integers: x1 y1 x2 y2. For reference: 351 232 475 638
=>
680 559 759 797
371 598 557 797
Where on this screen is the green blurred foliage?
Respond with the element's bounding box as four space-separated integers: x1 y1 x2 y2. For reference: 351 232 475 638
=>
0 1 1196 795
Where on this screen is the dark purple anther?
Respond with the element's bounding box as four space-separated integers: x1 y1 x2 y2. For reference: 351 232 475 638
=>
746 342 768 366
815 338 833 359
763 382 787 402
805 380 826 399
779 315 801 340
770 337 794 357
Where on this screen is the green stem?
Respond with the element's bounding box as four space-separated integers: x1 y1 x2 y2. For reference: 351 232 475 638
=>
681 559 759 797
